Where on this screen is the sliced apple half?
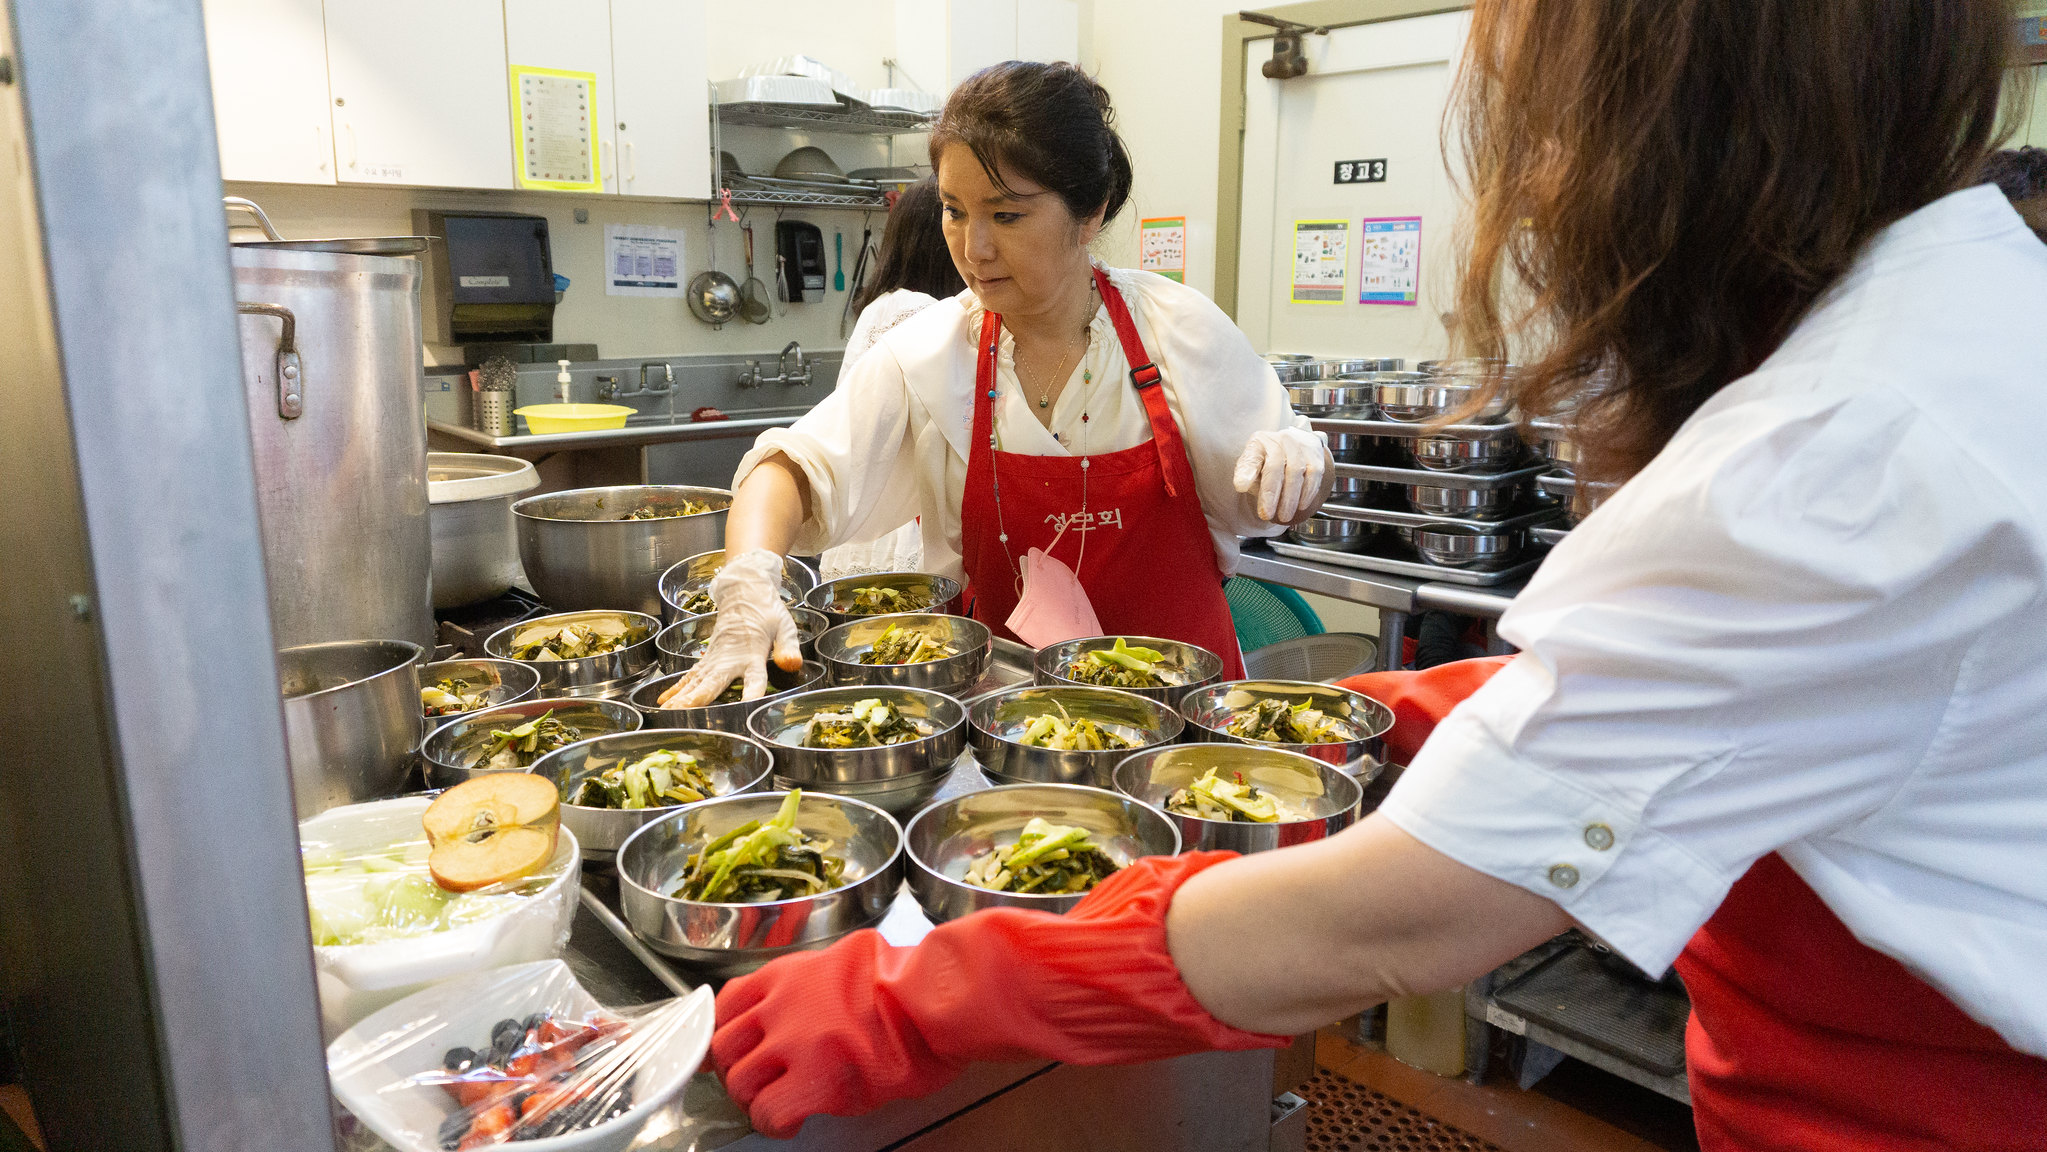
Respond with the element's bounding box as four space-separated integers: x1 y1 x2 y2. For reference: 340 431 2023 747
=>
423 773 561 893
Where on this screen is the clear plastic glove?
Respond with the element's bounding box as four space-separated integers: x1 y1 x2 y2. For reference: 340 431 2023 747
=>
655 550 802 706
1232 427 1329 522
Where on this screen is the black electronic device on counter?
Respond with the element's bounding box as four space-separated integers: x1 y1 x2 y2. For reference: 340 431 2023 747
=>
416 209 557 346
776 220 826 303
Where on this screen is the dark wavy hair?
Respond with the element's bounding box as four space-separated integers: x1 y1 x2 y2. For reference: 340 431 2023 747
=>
855 177 965 310
929 61 1134 226
1450 0 2016 490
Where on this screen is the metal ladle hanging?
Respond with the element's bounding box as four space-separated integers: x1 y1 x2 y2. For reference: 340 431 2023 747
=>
687 216 742 329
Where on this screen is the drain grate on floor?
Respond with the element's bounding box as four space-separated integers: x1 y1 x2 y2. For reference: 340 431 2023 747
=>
1302 1070 1507 1152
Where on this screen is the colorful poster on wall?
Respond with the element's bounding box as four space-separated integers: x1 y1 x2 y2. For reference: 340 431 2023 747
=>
1357 217 1422 306
1292 219 1348 303
603 225 683 297
1138 216 1187 282
510 65 602 192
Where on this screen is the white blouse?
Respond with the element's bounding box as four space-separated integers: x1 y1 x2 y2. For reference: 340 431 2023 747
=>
1382 186 2047 1056
736 264 1312 584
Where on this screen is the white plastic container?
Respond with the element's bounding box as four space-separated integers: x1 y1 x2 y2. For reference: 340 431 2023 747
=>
300 796 581 1038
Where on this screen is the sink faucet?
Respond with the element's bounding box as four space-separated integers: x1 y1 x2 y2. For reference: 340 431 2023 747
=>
639 361 674 395
778 341 811 386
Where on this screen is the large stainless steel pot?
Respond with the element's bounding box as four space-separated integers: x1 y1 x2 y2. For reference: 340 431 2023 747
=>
231 212 433 650
428 453 540 608
278 639 425 818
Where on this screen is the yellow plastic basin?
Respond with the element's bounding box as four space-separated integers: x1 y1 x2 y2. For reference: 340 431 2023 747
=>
513 403 636 434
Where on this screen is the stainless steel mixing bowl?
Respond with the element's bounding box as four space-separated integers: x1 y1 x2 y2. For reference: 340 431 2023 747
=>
530 728 774 864
483 610 661 699
804 571 964 628
1288 515 1373 552
904 784 1181 923
1285 380 1375 417
654 606 830 674
420 696 642 789
278 639 426 818
968 684 1184 788
1406 483 1515 520
616 790 904 977
1413 523 1525 571
817 613 994 697
1176 679 1393 774
1113 744 1362 854
1316 357 1404 377
1372 373 1513 423
418 657 541 721
1033 636 1225 708
628 660 827 732
748 686 968 816
514 486 732 616
1413 426 1526 473
655 549 818 626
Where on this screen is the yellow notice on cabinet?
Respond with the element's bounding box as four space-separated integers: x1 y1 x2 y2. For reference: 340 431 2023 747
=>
510 65 602 192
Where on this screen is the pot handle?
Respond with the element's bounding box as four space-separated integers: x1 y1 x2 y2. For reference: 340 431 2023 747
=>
236 302 304 419
222 195 284 241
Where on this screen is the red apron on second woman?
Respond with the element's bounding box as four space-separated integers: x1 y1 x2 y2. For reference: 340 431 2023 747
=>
959 268 1245 678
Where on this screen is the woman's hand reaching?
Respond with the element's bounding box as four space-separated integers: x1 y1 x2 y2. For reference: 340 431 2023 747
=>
1233 427 1330 523
655 550 803 706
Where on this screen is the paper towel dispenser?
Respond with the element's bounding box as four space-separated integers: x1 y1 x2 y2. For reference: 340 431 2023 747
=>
416 209 557 345
776 220 826 304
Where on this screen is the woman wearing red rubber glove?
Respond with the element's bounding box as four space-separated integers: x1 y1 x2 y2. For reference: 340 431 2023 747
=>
715 2 2047 1147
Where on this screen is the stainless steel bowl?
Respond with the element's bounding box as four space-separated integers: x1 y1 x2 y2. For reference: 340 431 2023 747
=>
654 606 830 674
1325 433 1372 464
1176 679 1394 774
1268 361 1310 384
1413 523 1525 571
968 685 1185 788
483 610 661 699
420 696 643 789
1326 475 1377 504
1412 427 1526 473
804 571 964 628
817 613 994 698
419 657 541 721
1420 358 1518 380
278 639 426 819
655 549 818 626
1288 515 1372 552
1113 744 1362 854
1407 483 1515 520
1373 374 1513 424
530 729 774 864
1313 357 1403 379
628 660 828 732
904 784 1182 923
1285 381 1375 417
513 486 732 616
1536 435 1580 474
748 686 968 816
616 791 905 977
1033 636 1225 709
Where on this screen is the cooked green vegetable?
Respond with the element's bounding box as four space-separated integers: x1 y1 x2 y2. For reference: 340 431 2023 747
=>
422 677 491 717
672 790 847 902
858 623 958 665
1015 712 1135 751
568 749 719 810
1223 698 1354 745
627 500 711 520
507 616 642 661
676 589 718 615
471 711 582 771
1165 767 1297 823
834 585 934 615
801 698 932 748
961 817 1121 894
1064 638 1180 690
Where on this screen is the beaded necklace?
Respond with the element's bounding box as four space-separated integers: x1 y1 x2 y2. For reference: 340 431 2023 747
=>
988 315 1098 597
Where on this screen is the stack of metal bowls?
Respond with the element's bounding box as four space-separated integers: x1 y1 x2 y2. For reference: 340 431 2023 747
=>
748 685 967 816
1288 515 1373 552
1032 636 1224 708
483 609 661 699
904 783 1180 923
421 696 642 789
1175 679 1393 775
653 606 830 673
628 660 828 732
817 613 994 698
1113 744 1362 853
656 549 818 626
804 571 964 628
968 684 1183 788
1371 372 1513 424
528 729 772 866
1414 523 1524 571
417 657 540 721
513 486 731 617
1413 424 1525 473
1317 357 1404 378
615 791 904 977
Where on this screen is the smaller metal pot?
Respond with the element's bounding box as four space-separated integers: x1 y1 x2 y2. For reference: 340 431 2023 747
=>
514 486 731 617
278 639 426 819
1373 373 1513 423
1413 522 1525 571
1412 427 1526 473
816 613 994 698
1113 744 1363 853
1285 380 1375 417
483 610 661 699
1407 483 1515 520
1288 515 1372 551
427 453 539 609
530 729 774 864
628 660 828 732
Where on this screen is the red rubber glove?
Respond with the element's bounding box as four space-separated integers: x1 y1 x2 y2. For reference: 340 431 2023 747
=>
711 851 1289 1138
1338 655 1514 764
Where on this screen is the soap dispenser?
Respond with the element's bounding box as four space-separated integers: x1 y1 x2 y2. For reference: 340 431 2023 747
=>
555 359 573 404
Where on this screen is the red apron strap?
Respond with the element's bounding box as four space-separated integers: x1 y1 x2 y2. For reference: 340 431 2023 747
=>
1091 267 1191 499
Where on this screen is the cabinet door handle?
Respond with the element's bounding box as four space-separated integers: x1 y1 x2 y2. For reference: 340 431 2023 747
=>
315 124 328 172
625 139 638 183
345 122 357 170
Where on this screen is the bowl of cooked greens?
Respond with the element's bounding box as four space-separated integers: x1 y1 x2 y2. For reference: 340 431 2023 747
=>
418 658 541 720
747 686 968 816
421 697 643 790
903 783 1180 923
1033 635 1225 708
628 660 828 733
515 486 733 617
615 789 905 977
654 606 830 674
483 610 661 700
1176 680 1393 775
656 549 819 627
967 684 1184 789
803 571 964 629
1113 744 1363 855
816 613 994 697
529 729 774 865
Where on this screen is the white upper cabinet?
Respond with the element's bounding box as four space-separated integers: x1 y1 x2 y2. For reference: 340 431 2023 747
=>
324 0 514 189
1014 0 1079 65
894 0 1080 92
504 0 615 192
609 0 711 199
202 0 336 184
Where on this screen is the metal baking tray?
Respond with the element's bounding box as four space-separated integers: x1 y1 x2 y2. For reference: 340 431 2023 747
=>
1312 416 1517 440
1536 472 1577 499
1334 461 1546 491
960 636 1037 699
1317 501 1565 533
1531 525 1572 547
1270 540 1543 587
712 75 839 110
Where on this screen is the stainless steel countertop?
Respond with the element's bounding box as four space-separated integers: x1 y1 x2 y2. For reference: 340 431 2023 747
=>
428 411 805 454
1237 541 1524 620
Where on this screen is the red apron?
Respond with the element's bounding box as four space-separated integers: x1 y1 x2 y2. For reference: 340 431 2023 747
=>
959 268 1245 678
1676 853 2047 1151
